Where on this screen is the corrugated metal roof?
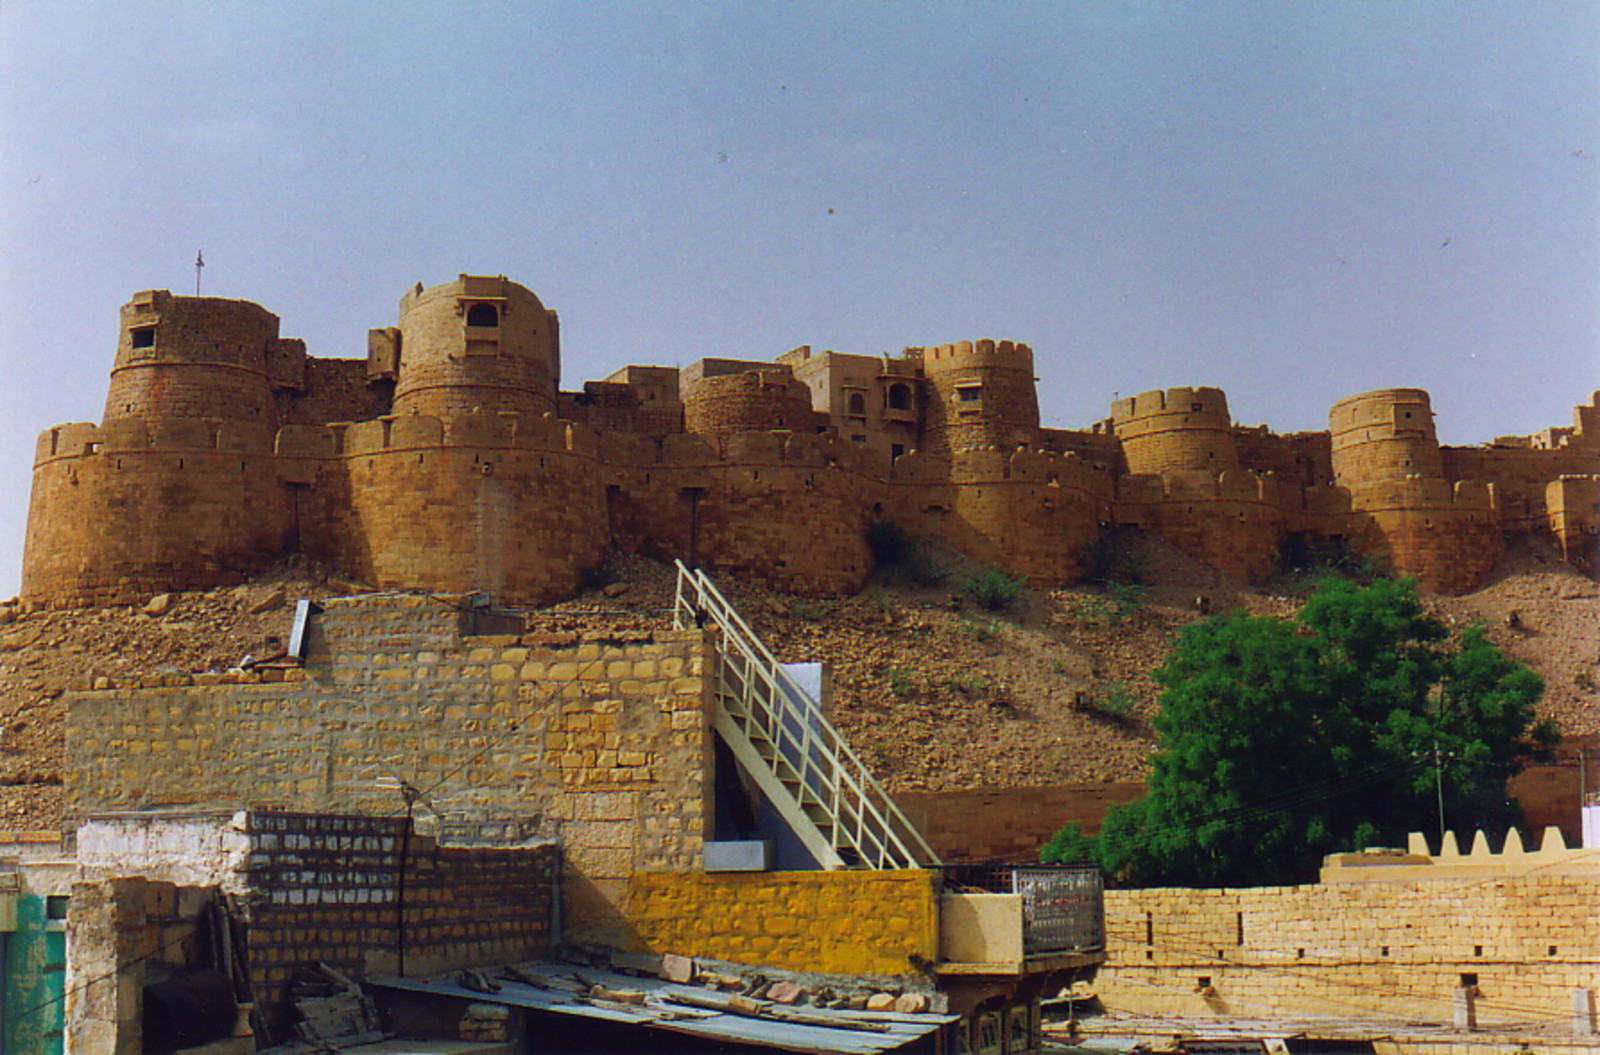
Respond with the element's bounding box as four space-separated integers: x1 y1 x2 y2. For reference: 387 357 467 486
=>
368 965 955 1055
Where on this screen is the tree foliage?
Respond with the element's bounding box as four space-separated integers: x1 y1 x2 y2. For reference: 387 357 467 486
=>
1042 577 1555 887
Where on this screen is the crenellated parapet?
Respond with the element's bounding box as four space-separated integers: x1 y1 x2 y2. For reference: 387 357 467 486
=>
1322 827 1590 883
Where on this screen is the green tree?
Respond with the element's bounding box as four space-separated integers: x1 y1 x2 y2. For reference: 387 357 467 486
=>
1042 577 1555 886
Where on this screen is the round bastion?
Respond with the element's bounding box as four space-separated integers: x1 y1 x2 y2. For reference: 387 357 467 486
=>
391 274 560 419
1110 386 1239 475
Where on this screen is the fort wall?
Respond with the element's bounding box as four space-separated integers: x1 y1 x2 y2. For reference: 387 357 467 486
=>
23 419 295 606
19 280 1600 609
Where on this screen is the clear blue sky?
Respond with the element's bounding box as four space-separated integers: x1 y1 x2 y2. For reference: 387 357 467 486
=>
1 2 1596 598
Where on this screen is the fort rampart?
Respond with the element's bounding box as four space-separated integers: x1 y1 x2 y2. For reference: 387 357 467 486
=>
20 276 1600 607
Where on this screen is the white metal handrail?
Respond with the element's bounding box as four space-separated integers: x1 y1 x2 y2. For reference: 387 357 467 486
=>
673 560 938 870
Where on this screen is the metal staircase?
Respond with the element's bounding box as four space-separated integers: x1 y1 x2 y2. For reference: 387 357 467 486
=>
673 560 939 871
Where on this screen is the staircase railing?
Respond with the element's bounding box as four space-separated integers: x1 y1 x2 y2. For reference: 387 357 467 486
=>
673 560 938 871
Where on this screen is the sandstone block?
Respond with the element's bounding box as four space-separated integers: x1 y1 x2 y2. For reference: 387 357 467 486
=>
866 993 896 1012
659 953 694 984
894 993 930 1013
143 593 174 616
768 981 804 1005
247 587 286 614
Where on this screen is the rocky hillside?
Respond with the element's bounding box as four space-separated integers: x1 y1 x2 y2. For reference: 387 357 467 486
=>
2 535 1595 832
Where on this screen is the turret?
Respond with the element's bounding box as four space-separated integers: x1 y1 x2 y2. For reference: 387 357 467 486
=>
390 275 560 419
681 369 816 440
104 290 297 432
918 339 1039 456
1110 387 1239 474
1329 388 1443 484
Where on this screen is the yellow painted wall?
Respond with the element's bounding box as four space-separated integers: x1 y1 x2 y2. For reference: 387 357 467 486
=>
628 870 939 977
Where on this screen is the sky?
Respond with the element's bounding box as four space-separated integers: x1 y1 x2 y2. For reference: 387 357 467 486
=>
0 2 1596 599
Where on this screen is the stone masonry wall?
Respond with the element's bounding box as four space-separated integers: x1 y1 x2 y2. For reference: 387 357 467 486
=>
65 597 714 949
1100 875 1600 1028
626 869 939 977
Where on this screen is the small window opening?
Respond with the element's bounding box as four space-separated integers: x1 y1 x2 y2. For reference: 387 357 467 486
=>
1381 946 1390 957
1144 913 1153 945
1549 945 1559 957
130 326 156 349
466 302 499 327
847 392 866 416
1196 976 1212 990
1473 945 1483 957
1191 402 1204 413
957 386 982 403
1235 912 1244 946
46 895 69 920
1296 948 1305 959
1460 972 1479 987
891 443 905 460
888 383 911 410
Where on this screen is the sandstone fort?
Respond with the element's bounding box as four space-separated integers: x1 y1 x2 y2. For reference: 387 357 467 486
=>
23 273 1598 607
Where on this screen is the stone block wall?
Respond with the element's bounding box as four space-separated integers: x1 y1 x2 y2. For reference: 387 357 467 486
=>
626 869 940 977
66 597 714 948
1100 874 1600 1028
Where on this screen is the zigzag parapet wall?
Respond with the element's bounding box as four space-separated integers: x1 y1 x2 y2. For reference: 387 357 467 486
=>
19 280 1600 608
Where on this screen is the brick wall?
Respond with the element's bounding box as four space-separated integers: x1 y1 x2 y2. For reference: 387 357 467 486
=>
626 869 939 977
236 811 556 1038
66 597 713 948
1100 875 1600 1027
68 810 558 1048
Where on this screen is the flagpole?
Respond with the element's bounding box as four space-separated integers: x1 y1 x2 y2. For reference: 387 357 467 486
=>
195 250 205 295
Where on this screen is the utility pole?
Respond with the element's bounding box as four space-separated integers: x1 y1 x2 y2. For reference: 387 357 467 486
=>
195 250 205 295
1434 740 1446 839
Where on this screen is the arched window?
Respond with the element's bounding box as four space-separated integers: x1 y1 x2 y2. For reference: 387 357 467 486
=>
847 392 866 416
466 302 499 328
887 383 911 410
